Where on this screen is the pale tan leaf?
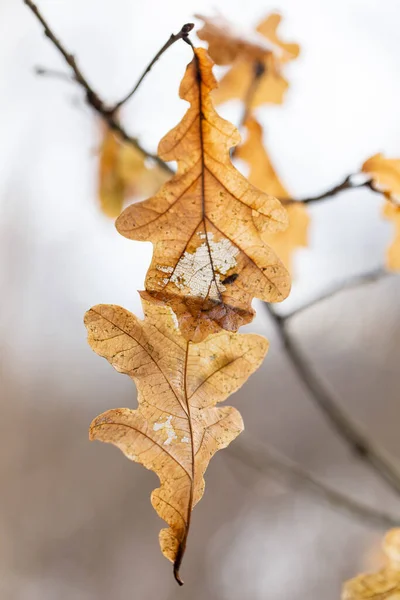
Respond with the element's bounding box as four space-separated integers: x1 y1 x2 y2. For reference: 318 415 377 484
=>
342 529 400 600
85 298 268 583
115 48 290 342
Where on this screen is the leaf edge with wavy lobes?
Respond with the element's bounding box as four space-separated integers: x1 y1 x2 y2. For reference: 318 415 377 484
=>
85 297 269 584
115 47 291 343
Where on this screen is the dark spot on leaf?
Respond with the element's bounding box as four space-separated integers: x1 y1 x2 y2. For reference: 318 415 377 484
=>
221 273 239 285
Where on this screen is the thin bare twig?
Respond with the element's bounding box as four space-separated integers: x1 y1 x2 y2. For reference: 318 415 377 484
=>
283 174 380 205
239 60 266 130
284 266 389 320
35 65 76 83
264 302 400 497
113 23 194 111
229 438 400 529
23 0 184 175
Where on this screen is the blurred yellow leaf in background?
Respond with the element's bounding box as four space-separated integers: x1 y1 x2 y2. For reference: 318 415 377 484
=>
362 154 400 271
196 13 300 107
236 116 309 271
98 125 167 218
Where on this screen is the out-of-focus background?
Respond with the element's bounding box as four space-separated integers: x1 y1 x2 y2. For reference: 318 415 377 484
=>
1 0 400 598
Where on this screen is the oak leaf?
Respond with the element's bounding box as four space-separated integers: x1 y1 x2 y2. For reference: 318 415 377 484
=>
342 529 400 600
362 154 400 271
235 116 309 271
98 125 167 217
196 13 300 107
85 298 268 584
116 48 290 343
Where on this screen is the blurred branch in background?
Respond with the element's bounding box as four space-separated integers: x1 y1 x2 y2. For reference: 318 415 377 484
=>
284 267 388 320
229 438 400 529
264 274 400 497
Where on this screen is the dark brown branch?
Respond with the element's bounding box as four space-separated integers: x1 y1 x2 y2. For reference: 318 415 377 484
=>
284 175 380 205
284 266 389 320
239 60 266 130
113 23 194 111
264 302 400 497
229 438 400 529
23 0 177 175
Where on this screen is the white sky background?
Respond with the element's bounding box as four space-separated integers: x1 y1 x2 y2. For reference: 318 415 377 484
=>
1 1 400 599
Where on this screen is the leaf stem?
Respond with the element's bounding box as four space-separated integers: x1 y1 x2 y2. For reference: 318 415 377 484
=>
264 301 400 498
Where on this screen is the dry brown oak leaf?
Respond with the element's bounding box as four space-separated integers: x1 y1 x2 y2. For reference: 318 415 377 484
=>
99 124 167 218
342 529 400 599
362 154 400 271
196 13 300 107
235 116 309 272
116 48 290 343
85 298 268 585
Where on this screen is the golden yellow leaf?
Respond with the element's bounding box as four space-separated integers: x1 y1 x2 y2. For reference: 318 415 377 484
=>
362 154 400 198
85 298 268 584
235 116 309 271
362 154 400 271
382 201 400 271
98 125 167 218
116 48 290 343
196 13 300 107
342 529 400 600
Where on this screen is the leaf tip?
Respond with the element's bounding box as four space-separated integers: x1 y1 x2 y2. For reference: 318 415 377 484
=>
173 565 184 586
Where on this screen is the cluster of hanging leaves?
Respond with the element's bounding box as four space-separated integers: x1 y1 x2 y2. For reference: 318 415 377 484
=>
97 12 309 274
87 13 400 586
342 529 400 599
86 44 290 583
362 154 400 271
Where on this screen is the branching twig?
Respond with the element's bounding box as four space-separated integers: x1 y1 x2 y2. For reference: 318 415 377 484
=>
229 438 400 529
284 174 380 205
113 23 194 111
264 302 400 497
284 266 389 320
23 0 186 175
